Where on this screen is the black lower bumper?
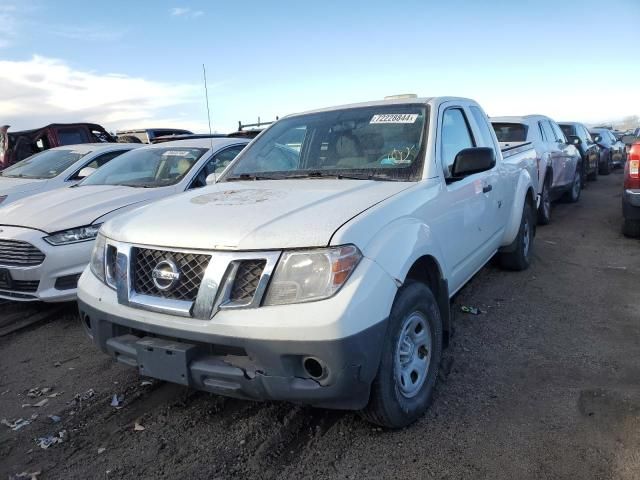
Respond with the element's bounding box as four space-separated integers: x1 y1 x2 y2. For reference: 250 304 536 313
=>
623 199 640 221
78 299 388 410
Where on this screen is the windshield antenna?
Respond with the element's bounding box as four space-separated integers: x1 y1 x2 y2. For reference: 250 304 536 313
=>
202 63 217 185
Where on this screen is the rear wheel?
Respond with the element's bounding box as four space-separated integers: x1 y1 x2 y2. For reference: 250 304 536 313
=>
499 199 534 271
360 282 442 429
537 175 552 225
599 152 611 175
563 168 582 203
623 219 640 238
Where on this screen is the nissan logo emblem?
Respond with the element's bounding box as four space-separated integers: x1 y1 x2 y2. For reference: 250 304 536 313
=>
152 259 181 291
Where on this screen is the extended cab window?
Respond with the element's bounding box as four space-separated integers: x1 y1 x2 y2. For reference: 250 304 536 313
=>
541 121 555 142
441 108 475 175
492 123 527 142
550 122 566 143
222 105 428 182
469 107 495 147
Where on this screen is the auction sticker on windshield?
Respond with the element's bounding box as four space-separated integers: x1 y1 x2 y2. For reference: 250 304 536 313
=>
370 114 418 124
162 151 191 157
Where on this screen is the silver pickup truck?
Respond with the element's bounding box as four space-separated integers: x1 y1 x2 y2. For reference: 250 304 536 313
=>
492 115 582 224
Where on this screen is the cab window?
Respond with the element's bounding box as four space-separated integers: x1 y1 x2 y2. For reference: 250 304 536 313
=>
441 108 475 176
189 145 246 189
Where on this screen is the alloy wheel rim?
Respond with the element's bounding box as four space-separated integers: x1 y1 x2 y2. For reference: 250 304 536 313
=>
523 216 530 258
395 311 432 398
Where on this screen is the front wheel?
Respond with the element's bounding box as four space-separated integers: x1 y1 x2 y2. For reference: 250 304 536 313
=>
499 199 534 271
599 152 611 175
623 219 640 238
360 282 443 428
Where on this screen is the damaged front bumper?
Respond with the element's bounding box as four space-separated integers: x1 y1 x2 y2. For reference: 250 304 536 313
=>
78 299 388 410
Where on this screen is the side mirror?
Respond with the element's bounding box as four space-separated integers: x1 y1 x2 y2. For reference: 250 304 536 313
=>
76 166 96 179
592 134 602 143
567 135 581 146
205 173 217 185
451 147 495 179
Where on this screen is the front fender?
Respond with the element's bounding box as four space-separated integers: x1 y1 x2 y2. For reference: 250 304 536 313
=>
501 170 534 247
360 216 448 285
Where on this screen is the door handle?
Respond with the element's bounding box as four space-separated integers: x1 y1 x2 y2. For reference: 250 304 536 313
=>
483 184 493 193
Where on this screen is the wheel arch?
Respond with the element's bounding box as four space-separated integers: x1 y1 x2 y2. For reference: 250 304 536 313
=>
404 255 451 346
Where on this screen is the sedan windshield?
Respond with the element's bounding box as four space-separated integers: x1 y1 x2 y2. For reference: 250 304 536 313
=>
0 149 89 179
81 147 208 187
492 123 527 142
222 105 428 182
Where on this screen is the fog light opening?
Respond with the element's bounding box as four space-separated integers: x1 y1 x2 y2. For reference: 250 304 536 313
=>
82 314 91 331
303 357 327 380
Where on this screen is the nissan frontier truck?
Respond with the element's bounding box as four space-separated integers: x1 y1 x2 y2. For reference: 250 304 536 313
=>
78 96 538 428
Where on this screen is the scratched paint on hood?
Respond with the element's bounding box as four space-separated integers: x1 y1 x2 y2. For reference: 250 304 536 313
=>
190 189 285 206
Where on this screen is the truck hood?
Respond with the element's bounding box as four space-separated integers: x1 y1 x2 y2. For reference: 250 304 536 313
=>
104 180 413 250
0 176 47 197
0 185 171 233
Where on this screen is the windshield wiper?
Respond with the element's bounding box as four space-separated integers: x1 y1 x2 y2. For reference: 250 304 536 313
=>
225 173 283 181
281 171 403 181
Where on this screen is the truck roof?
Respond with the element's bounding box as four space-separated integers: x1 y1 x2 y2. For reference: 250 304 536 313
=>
284 96 476 118
139 137 249 149
491 115 553 123
6 122 108 136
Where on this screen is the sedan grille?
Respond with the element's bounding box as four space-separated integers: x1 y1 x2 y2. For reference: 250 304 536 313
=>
0 239 45 267
230 260 266 302
133 248 211 302
0 278 39 293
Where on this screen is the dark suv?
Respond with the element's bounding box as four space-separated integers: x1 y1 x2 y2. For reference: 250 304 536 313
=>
559 122 600 185
0 123 114 170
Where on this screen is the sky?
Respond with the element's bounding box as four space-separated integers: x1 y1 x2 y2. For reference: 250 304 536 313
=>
0 0 639 133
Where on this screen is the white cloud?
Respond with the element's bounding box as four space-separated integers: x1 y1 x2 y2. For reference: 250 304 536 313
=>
170 7 204 18
0 55 210 132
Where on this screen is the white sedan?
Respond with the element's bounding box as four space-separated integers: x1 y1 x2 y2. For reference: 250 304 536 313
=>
0 143 141 206
0 138 248 302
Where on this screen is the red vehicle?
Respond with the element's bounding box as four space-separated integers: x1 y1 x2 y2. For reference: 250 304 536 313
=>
623 142 640 237
0 123 114 170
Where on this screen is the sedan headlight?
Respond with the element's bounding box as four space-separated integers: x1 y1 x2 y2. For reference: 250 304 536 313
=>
0 195 7 205
90 233 106 283
263 245 362 306
44 224 102 246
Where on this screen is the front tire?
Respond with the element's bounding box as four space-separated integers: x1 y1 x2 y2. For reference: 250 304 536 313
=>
599 152 611 175
499 199 534 271
360 282 443 429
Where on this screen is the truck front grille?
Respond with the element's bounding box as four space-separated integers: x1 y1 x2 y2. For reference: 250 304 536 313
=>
230 260 267 302
0 240 45 267
133 248 211 301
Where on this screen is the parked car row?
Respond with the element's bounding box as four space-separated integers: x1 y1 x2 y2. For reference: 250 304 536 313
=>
490 115 630 226
0 95 634 429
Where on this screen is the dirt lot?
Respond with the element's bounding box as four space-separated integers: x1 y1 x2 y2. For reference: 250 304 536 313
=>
1 171 639 480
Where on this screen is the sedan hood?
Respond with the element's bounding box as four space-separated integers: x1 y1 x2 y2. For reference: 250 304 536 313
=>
0 176 47 197
0 185 171 233
105 180 413 250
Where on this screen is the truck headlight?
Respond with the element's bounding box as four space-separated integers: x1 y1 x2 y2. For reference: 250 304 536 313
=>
263 245 361 306
90 233 106 283
44 224 102 246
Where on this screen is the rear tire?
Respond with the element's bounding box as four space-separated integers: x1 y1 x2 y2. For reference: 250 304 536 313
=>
499 199 534 271
537 175 552 225
599 152 611 175
360 282 442 429
562 168 582 203
623 219 640 238
587 162 598 181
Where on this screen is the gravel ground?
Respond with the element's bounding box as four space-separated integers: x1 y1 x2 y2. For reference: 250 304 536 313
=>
1 171 639 480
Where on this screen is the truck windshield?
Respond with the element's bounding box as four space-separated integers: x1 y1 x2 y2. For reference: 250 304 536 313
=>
222 105 428 182
0 149 89 179
80 147 208 188
492 123 528 142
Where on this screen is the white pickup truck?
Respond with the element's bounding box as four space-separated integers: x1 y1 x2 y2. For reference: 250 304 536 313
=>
78 96 537 428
